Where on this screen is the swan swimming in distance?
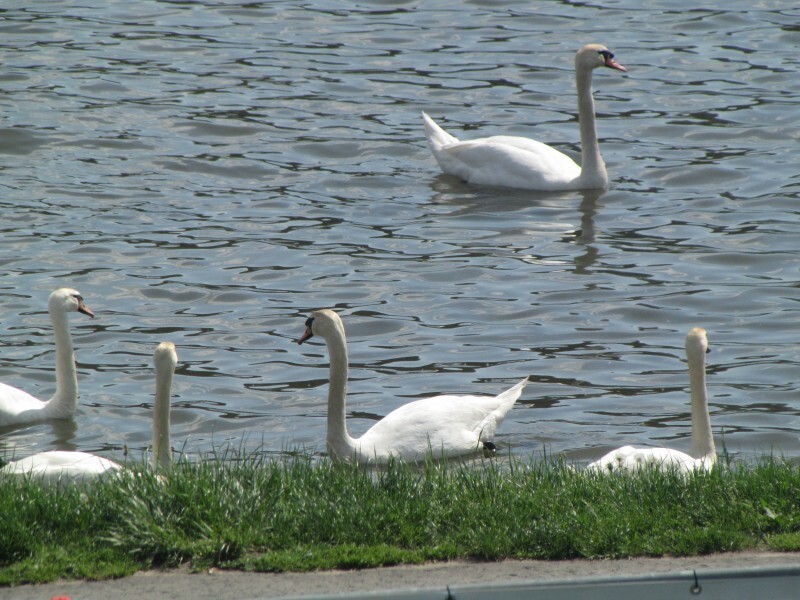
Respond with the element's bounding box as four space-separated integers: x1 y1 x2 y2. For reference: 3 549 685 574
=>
0 341 178 485
423 44 626 191
585 328 716 474
296 309 528 464
0 288 95 428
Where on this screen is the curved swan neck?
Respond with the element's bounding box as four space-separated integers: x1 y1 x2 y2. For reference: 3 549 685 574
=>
152 358 174 470
47 306 78 417
575 65 607 188
689 352 715 460
323 326 357 459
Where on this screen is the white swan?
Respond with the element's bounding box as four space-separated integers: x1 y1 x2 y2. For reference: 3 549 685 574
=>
0 288 95 428
0 450 120 485
586 328 716 474
0 341 178 485
296 309 528 464
423 44 626 191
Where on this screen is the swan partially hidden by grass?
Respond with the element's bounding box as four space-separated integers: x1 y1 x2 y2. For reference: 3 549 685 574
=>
0 341 178 485
296 309 528 464
0 288 95 428
423 44 626 191
586 328 716 474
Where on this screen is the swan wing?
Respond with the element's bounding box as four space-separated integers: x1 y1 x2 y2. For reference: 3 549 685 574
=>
434 136 581 190
356 378 527 462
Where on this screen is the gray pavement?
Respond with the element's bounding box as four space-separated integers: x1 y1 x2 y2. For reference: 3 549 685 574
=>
2 550 799 599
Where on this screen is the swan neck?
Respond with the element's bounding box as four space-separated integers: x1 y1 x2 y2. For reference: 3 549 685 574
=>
324 327 357 460
575 67 607 187
48 307 78 417
689 354 715 460
152 364 173 470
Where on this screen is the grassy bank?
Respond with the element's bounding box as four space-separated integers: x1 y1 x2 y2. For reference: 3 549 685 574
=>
1 453 800 585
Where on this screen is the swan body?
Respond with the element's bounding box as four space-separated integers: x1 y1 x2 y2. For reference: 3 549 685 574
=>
0 451 120 485
423 44 626 191
0 288 94 427
0 341 178 485
297 309 527 464
586 328 716 474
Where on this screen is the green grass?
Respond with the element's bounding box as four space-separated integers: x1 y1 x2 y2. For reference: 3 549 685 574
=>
1 452 800 585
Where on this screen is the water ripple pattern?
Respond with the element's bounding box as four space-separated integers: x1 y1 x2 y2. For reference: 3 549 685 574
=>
0 0 798 464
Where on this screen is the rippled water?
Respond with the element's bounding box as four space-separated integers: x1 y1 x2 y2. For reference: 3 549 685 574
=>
1 1 799 465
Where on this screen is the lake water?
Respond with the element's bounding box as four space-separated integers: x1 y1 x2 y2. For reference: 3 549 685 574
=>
1 0 799 466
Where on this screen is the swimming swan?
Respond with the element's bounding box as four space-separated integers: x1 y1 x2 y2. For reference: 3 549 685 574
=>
586 328 716 474
0 341 178 485
0 288 94 428
296 309 528 464
423 44 626 191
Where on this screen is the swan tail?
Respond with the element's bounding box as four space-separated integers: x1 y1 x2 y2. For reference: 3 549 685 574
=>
477 377 528 442
497 377 529 406
422 111 459 150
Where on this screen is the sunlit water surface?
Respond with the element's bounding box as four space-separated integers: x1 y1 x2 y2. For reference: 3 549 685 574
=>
1 1 799 466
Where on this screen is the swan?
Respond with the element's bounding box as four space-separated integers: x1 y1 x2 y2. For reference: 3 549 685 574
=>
0 341 178 485
423 43 626 191
586 328 716 474
0 288 96 428
0 450 120 485
296 309 528 464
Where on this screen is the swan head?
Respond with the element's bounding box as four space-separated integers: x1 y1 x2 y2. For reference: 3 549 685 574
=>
685 327 710 361
296 309 345 345
48 288 95 318
576 44 626 73
154 341 178 372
